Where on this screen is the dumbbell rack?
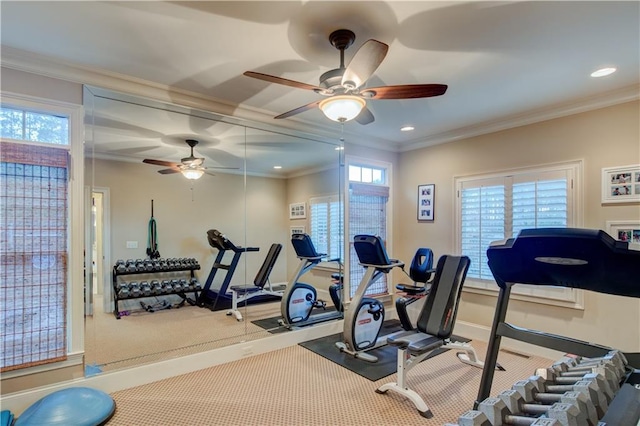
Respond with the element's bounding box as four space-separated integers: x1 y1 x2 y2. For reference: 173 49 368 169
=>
474 228 640 422
112 258 201 319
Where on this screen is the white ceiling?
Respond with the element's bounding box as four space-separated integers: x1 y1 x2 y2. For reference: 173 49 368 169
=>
1 1 639 156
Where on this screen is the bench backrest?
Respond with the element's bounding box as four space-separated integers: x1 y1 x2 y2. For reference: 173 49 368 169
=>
416 255 471 338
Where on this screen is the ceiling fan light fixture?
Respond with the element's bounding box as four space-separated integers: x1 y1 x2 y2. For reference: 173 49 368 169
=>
319 95 365 122
181 168 204 180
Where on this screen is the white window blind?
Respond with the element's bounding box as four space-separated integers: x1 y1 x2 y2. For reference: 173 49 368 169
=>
309 195 342 261
456 161 582 307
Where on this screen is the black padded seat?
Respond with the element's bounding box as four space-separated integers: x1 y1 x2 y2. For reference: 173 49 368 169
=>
376 254 488 418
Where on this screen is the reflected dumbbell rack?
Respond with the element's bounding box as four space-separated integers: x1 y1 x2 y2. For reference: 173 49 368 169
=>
112 258 201 319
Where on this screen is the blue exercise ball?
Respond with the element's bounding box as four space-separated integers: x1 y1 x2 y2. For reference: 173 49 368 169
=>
15 387 115 426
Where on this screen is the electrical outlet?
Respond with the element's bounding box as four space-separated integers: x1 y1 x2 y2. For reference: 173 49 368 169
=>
126 241 138 249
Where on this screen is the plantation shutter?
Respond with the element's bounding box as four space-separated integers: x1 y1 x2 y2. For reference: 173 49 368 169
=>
309 195 342 260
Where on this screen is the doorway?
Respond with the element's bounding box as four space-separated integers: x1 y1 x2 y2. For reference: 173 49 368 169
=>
87 187 111 315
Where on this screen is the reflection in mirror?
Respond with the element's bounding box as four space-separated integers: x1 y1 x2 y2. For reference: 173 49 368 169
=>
83 87 343 376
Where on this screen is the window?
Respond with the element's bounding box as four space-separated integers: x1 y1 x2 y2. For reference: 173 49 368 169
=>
0 97 83 375
455 160 583 307
347 160 391 298
1 106 69 145
309 195 343 262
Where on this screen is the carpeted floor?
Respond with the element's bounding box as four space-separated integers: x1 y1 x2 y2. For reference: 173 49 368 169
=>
106 340 553 425
85 295 286 372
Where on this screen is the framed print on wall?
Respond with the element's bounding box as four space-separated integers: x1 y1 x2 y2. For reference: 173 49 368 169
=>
417 184 435 222
290 226 305 236
289 202 306 219
606 220 640 244
601 164 640 204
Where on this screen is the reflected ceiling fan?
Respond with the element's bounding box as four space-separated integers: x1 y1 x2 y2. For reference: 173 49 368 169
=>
244 29 448 125
143 139 237 180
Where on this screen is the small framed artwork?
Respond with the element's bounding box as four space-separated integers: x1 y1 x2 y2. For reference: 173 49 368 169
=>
290 226 305 236
606 220 640 244
289 202 306 219
601 164 640 204
417 184 435 222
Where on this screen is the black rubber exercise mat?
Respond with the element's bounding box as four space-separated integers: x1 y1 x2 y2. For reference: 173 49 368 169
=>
299 320 469 381
251 307 338 334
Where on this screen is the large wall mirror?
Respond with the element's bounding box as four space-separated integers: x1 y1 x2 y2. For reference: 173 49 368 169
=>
83 86 344 375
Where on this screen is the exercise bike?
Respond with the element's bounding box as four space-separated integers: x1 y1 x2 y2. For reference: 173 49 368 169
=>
279 233 343 329
335 234 405 362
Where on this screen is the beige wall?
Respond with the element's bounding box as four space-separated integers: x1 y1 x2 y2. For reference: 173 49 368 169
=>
394 101 640 352
285 167 341 292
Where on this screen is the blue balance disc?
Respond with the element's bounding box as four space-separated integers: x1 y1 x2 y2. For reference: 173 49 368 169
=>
15 387 115 426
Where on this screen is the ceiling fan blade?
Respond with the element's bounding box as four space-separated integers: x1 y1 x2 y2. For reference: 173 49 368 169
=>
244 71 321 91
342 39 389 90
143 158 181 168
206 166 240 170
361 84 448 100
158 168 181 175
355 106 375 125
274 100 322 120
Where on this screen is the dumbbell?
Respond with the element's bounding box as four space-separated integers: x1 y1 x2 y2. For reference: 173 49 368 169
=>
494 388 594 425
552 357 626 388
161 280 172 293
450 409 561 425
171 279 181 292
117 282 130 298
555 351 626 376
140 281 152 296
115 260 126 273
513 377 605 420
126 259 137 272
129 282 141 297
191 278 201 290
526 373 613 411
536 364 619 398
151 280 162 294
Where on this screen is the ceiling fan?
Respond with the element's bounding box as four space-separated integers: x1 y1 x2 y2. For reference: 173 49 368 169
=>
244 29 448 125
143 139 237 180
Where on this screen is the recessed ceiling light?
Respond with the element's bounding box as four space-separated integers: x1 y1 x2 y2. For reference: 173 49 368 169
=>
400 126 415 132
273 166 282 169
591 67 617 78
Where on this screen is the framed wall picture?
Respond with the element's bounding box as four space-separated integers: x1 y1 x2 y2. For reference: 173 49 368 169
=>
601 164 640 204
417 184 435 222
290 226 305 236
289 202 306 219
606 220 640 244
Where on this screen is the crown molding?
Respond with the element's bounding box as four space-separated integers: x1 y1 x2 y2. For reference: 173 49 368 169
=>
4 46 637 155
0 47 344 143
399 84 640 152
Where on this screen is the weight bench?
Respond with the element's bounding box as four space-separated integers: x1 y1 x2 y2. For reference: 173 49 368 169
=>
227 243 283 321
376 254 487 418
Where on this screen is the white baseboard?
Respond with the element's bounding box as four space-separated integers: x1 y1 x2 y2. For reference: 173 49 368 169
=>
453 320 566 360
1 319 344 417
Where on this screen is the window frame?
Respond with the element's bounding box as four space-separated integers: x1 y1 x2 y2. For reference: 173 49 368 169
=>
454 159 584 309
344 155 393 299
1 92 85 378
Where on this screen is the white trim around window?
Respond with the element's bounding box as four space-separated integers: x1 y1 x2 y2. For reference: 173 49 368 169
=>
455 159 584 309
1 91 85 376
